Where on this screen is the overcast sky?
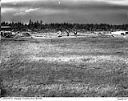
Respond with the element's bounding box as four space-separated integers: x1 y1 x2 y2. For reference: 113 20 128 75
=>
1 0 128 24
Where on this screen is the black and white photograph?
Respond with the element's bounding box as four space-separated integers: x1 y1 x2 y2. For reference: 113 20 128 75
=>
0 0 128 98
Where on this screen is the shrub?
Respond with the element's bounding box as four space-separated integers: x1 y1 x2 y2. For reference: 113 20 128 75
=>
0 78 7 97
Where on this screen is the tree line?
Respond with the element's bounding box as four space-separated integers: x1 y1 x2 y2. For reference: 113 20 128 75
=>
1 20 128 32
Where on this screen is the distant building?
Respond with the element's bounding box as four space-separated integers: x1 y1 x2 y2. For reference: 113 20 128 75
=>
1 26 12 31
111 31 128 37
1 26 16 39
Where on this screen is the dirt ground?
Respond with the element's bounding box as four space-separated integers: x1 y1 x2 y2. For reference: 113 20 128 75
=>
0 35 128 97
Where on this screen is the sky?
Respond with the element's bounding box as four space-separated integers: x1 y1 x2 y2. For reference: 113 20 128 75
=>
1 0 128 24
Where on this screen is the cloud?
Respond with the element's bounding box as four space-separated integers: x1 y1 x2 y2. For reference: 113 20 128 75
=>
14 8 40 15
2 0 128 11
1 0 128 24
103 0 128 5
14 8 69 16
1 7 39 15
25 8 39 13
2 0 128 5
1 0 36 3
1 8 16 13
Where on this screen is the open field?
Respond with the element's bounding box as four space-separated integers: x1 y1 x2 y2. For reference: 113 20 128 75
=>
0 35 128 97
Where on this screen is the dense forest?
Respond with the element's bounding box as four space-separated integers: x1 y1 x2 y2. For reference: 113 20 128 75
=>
1 20 128 32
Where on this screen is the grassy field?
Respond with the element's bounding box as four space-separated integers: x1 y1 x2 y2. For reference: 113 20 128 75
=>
0 36 128 97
